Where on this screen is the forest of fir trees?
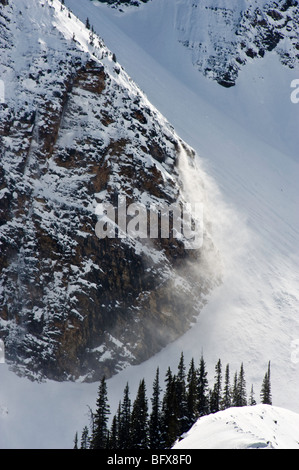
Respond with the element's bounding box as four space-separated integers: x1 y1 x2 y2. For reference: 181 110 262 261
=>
73 353 272 450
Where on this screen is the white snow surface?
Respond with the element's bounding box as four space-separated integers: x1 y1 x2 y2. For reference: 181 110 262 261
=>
0 0 299 448
173 404 299 449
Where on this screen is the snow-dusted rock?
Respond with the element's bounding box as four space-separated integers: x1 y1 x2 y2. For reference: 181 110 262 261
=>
0 0 218 381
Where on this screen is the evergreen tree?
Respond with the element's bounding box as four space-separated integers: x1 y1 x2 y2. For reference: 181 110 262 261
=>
210 359 222 413
91 376 110 449
80 426 90 449
260 361 272 405
108 401 122 449
197 354 209 416
73 432 78 449
231 364 247 407
161 367 179 448
108 414 119 449
237 363 247 407
149 367 163 449
186 357 198 427
118 383 132 449
75 352 272 450
85 17 91 30
249 385 257 406
231 371 239 407
130 379 149 449
221 363 231 410
89 29 95 46
175 352 189 434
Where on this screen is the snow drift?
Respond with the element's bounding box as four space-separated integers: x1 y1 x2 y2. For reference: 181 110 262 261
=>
173 404 299 449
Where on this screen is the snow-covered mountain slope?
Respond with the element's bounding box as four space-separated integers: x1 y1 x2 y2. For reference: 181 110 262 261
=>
175 0 299 87
92 0 299 87
173 404 299 449
65 0 299 413
0 0 219 381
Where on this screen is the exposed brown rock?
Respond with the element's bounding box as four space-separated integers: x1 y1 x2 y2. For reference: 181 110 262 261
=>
0 1 218 382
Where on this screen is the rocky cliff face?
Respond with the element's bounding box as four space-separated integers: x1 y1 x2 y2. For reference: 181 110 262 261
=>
100 0 299 88
96 0 150 7
0 0 218 381
175 0 299 87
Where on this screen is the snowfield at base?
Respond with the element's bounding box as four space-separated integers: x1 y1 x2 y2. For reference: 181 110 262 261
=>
0 0 299 448
173 404 299 450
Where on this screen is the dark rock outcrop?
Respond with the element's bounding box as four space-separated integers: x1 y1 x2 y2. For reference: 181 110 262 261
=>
0 0 218 381
176 0 299 87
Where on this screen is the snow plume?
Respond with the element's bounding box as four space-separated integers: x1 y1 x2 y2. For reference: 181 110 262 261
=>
177 140 251 290
175 133 299 413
